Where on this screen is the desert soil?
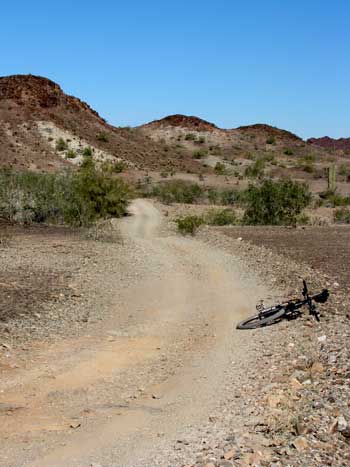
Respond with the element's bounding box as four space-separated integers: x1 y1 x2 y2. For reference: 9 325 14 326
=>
0 202 349 467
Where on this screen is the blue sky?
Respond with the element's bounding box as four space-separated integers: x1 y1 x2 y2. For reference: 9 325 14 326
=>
1 1 349 138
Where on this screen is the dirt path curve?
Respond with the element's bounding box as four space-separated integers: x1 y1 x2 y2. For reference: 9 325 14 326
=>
1 200 268 467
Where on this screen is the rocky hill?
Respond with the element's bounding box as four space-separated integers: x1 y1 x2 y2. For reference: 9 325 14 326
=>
0 75 198 172
139 114 322 161
308 136 350 153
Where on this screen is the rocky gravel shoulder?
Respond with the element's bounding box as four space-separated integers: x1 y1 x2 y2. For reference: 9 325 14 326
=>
182 227 350 467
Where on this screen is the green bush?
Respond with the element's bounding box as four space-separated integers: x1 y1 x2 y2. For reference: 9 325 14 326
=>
334 208 350 224
205 208 236 226
175 215 203 235
325 192 350 207
284 149 294 156
207 188 244 206
193 149 207 159
197 136 205 144
242 178 311 225
151 180 203 204
185 133 197 141
112 160 126 173
96 132 109 142
82 147 93 157
338 164 349 176
266 137 276 145
214 162 228 175
0 161 130 227
244 158 265 178
56 138 68 151
66 150 77 159
302 163 314 173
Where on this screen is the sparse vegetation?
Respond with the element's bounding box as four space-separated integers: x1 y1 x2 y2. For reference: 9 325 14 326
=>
96 132 109 142
266 136 276 145
101 160 126 174
244 158 265 178
175 215 203 235
242 179 311 225
56 138 68 151
214 162 229 175
323 192 350 207
338 164 349 176
151 180 203 204
82 147 93 157
65 150 77 159
205 208 236 226
284 149 294 156
0 161 130 226
334 208 350 224
185 133 197 141
208 188 243 206
193 149 207 159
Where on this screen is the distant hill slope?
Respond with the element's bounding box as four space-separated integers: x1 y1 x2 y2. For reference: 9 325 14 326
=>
139 114 310 160
143 114 219 132
307 136 350 152
0 75 197 172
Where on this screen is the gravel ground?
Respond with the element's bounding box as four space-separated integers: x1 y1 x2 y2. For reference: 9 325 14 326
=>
0 210 349 467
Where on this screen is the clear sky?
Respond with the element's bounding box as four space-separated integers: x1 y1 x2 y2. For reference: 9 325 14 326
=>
1 1 349 138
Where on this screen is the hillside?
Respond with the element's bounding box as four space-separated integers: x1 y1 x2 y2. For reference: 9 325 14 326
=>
308 136 350 153
0 75 198 172
140 114 309 158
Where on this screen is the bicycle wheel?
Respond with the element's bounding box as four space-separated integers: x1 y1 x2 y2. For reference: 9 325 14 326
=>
236 306 286 330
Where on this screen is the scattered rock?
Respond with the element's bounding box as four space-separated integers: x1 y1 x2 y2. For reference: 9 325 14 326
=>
292 436 309 452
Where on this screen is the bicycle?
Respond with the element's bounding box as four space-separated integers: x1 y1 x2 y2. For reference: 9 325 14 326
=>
236 280 329 330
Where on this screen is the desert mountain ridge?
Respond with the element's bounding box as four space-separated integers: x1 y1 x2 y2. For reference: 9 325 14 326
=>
0 74 348 174
0 74 201 172
307 136 350 152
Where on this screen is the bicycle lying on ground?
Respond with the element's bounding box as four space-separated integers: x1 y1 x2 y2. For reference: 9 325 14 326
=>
236 280 329 330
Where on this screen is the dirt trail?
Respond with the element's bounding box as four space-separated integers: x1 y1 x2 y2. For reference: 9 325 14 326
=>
0 200 268 467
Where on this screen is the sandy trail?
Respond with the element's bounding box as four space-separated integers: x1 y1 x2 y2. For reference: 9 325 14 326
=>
0 200 267 467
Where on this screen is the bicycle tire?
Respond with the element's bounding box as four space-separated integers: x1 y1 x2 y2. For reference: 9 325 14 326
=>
236 307 286 330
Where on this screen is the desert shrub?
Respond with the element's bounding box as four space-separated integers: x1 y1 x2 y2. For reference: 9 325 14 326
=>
338 164 349 176
242 179 311 226
0 161 130 226
334 208 350 224
262 153 275 164
66 150 77 159
325 192 350 207
112 161 126 173
214 162 228 175
82 147 93 157
56 138 68 151
193 149 207 159
207 188 244 206
152 180 203 204
303 154 316 163
244 158 265 178
96 132 109 142
185 133 196 141
266 137 276 145
196 136 205 144
205 208 236 226
284 149 294 156
101 160 126 174
302 163 314 173
175 215 203 235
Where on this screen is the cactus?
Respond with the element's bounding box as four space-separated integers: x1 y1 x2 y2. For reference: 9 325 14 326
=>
328 164 337 193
